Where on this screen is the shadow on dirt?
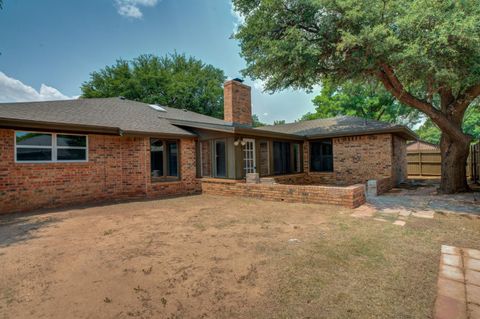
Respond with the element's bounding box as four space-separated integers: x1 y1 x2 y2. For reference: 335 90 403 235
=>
0 213 61 248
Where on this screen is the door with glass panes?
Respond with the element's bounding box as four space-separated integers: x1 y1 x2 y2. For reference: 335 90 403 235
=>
243 138 256 174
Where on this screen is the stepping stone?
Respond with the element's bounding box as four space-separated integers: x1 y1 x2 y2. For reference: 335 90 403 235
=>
379 208 401 215
412 210 435 219
393 220 406 226
398 209 412 217
351 204 376 218
373 218 388 222
442 245 461 255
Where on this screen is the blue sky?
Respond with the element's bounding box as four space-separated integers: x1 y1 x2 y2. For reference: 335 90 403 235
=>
0 0 317 123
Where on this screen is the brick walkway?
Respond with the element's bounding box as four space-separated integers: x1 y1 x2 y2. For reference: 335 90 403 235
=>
434 245 480 319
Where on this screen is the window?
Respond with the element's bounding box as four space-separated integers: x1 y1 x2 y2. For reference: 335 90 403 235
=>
293 143 301 173
215 140 226 177
273 141 291 175
310 139 333 172
150 139 179 180
15 131 87 162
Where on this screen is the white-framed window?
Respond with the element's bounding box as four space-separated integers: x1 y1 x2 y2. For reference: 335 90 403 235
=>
15 131 88 163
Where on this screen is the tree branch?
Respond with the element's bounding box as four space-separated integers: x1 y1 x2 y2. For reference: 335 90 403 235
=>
455 83 480 114
376 65 468 142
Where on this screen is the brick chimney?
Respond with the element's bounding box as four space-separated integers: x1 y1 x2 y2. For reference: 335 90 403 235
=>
224 79 252 127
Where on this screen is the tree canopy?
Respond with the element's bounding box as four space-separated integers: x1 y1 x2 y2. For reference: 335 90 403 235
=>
81 53 226 118
233 0 480 192
301 80 420 126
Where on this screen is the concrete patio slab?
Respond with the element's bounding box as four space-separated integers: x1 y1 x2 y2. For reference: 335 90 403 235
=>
442 245 461 255
437 277 467 302
470 303 480 319
440 264 466 283
466 258 480 272
466 284 480 304
434 246 480 319
434 294 468 319
464 248 480 260
466 269 480 286
442 254 463 268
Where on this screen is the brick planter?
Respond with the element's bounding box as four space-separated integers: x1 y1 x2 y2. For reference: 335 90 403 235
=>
201 178 366 208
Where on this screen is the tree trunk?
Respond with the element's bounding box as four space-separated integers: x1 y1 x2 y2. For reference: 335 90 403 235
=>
439 131 472 193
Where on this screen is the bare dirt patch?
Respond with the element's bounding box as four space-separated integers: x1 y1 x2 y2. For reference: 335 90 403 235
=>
0 195 479 318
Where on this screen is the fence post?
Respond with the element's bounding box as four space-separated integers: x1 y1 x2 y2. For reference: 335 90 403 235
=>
419 152 423 176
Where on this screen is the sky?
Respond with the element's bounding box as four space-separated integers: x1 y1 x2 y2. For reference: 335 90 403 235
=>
0 0 318 124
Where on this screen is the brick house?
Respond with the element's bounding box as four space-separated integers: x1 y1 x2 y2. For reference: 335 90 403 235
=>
0 79 415 213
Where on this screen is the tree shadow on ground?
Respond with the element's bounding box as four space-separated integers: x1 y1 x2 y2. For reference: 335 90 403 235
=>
0 213 61 248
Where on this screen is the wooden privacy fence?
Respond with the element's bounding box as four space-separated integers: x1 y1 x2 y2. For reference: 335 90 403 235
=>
407 142 480 182
471 143 479 183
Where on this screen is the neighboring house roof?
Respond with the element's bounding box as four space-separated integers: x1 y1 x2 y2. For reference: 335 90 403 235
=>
255 116 417 140
406 140 440 151
0 98 416 140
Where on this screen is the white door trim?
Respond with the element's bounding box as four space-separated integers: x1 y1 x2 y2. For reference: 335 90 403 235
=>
243 138 256 174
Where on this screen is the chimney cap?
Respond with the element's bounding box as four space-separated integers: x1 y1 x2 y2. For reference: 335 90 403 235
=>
232 77 244 83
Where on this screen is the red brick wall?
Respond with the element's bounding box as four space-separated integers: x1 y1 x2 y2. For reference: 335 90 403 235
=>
201 178 366 208
304 134 395 185
392 135 407 185
0 129 199 214
224 80 252 126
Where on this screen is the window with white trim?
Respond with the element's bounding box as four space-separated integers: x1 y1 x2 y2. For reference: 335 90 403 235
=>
15 131 88 163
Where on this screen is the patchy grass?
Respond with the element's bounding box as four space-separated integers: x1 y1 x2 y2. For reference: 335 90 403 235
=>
0 195 478 319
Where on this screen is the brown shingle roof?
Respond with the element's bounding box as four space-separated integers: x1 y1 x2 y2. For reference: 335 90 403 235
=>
0 98 416 140
255 116 416 139
0 98 226 136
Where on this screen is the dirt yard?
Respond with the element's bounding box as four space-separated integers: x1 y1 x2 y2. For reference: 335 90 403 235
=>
1 194 479 319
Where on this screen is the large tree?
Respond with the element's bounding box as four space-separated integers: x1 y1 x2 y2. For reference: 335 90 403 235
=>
81 53 226 118
417 103 480 144
233 0 480 193
302 79 420 126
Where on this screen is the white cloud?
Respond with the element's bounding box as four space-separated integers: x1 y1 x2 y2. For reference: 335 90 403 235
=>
0 71 72 103
230 2 245 31
253 79 266 91
115 0 159 19
262 112 269 116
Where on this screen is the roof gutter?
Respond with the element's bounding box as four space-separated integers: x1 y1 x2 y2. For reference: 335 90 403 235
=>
0 118 121 135
304 127 418 140
0 118 196 138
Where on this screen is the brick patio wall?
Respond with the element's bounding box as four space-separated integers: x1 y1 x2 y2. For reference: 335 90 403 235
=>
0 129 199 214
201 178 366 208
304 134 395 186
376 177 393 195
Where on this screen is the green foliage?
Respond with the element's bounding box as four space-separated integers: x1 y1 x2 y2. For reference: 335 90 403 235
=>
416 104 480 144
252 114 266 127
302 79 420 126
81 53 226 118
273 120 286 125
233 0 480 99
